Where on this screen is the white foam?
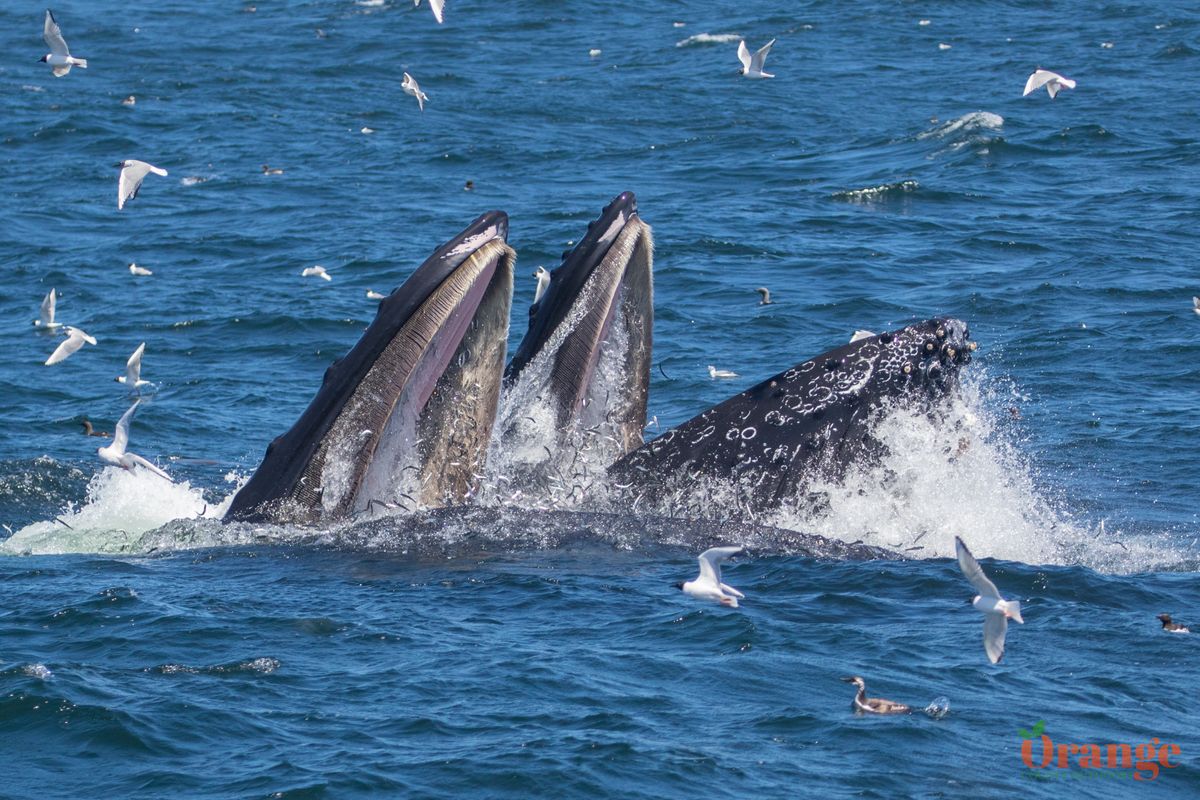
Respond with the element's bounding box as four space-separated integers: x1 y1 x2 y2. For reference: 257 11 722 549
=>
917 111 1004 140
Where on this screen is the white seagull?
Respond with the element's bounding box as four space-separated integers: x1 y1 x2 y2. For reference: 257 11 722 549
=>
678 546 745 607
129 263 153 276
302 265 331 281
402 72 428 111
1192 296 1199 316
955 536 1024 664
97 400 171 480
414 0 445 24
850 329 875 343
737 38 775 79
1022 69 1076 99
366 289 387 300
116 342 153 393
33 288 63 331
117 160 168 210
39 10 87 77
533 266 550 304
45 326 96 365
708 365 738 379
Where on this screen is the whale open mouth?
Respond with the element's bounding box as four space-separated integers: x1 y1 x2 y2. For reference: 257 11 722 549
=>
503 191 654 455
227 212 515 523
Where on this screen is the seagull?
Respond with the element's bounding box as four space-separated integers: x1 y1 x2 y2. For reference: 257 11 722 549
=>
850 330 875 343
366 289 387 300
262 164 284 175
1157 614 1190 633
39 10 87 77
756 287 773 305
302 265 331 281
708 365 738 379
955 536 1024 664
97 400 171 481
533 266 550 304
116 160 168 210
841 676 912 715
677 545 745 607
1023 69 1076 99
129 263 153 276
45 326 96 365
116 342 153 393
80 419 110 437
737 38 775 79
414 0 445 24
402 72 428 111
1192 297 1199 316
121 95 136 106
33 288 62 331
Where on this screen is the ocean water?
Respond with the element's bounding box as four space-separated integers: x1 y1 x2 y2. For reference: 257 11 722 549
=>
1 1 1198 797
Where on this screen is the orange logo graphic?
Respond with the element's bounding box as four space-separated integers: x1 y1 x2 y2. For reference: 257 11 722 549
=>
1019 721 1181 781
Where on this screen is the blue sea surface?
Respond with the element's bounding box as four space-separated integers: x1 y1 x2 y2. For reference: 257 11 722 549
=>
1 1 1198 797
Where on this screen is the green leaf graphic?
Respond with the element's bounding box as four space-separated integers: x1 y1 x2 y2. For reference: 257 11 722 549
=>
1018 720 1046 739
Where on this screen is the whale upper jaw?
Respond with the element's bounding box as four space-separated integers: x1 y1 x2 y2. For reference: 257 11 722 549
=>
504 191 654 454
609 318 976 515
225 212 515 524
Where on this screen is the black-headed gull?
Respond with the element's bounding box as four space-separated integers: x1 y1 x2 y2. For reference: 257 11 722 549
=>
756 287 773 305
129 263 153 276
45 326 96 365
402 72 428 111
841 676 912 715
97 400 171 480
1157 614 1190 633
116 342 153 393
955 536 1024 663
33 288 62 331
533 266 550 304
677 545 745 607
708 365 738 379
302 265 331 281
117 160 168 210
1023 69 1076 99
40 10 87 77
414 0 444 24
737 38 775 78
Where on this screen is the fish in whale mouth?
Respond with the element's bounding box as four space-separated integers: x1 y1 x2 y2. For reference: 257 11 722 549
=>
226 212 516 523
608 319 976 516
498 191 654 463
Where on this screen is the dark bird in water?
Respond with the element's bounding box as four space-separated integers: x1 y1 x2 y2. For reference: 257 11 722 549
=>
81 419 111 438
464 180 475 191
842 676 912 715
755 287 773 305
1157 614 1190 633
262 164 284 175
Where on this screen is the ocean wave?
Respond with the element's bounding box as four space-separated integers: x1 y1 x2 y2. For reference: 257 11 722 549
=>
831 180 919 202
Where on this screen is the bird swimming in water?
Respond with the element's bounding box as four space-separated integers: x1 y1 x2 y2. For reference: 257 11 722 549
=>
708 365 738 379
129 263 152 276
39 10 87 77
121 95 136 106
533 266 550 304
956 536 1024 663
402 72 428 111
33 288 62 332
45 326 96 366
302 265 331 281
366 289 386 300
97 400 171 480
1023 69 1076 99
262 164 284 175
676 546 745 607
1157 614 1190 633
756 287 773 305
464 180 474 191
841 676 912 715
80 419 110 438
737 38 775 79
116 160 168 210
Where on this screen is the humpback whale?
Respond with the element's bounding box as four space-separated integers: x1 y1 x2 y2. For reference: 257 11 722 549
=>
226 212 516 523
497 191 654 464
609 319 975 516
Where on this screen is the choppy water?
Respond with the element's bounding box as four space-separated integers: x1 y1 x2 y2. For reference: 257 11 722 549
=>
1 1 1198 797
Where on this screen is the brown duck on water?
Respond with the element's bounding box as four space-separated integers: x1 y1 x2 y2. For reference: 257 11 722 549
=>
842 676 912 716
80 419 110 438
1157 614 1190 633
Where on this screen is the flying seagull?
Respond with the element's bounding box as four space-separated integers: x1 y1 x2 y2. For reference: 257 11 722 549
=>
708 365 738 379
850 330 875 343
402 72 428 111
414 0 444 24
737 38 775 79
366 289 386 300
302 265 331 281
677 545 745 607
117 160 168 210
97 400 171 480
40 10 87 77
116 342 153 393
33 288 62 331
1022 69 1076 99
533 266 550 304
45 326 96 365
955 536 1024 663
